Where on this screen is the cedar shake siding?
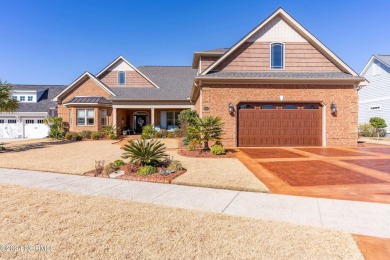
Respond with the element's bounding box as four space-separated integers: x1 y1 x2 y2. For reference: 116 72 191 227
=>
200 84 358 147
214 42 342 72
99 70 153 87
201 57 220 73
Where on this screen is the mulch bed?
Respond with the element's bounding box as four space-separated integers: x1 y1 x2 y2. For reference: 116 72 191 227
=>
177 148 236 158
0 149 12 153
118 164 186 183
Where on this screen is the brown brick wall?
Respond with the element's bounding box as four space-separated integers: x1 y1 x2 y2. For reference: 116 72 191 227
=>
99 70 153 87
57 77 113 133
200 84 358 147
215 42 341 72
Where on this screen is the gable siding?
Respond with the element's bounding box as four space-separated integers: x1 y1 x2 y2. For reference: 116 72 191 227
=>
359 60 390 131
214 42 341 72
200 57 219 73
99 70 153 87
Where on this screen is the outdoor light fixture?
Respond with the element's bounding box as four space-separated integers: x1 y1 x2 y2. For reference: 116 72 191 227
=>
228 102 234 114
330 102 337 115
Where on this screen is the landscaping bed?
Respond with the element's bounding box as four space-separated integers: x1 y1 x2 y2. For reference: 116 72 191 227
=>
119 163 186 183
177 147 235 158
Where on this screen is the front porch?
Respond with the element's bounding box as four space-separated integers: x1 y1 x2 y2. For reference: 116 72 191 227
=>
113 104 193 134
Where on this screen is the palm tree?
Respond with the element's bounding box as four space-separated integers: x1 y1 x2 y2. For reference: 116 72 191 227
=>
0 81 18 112
187 116 223 150
122 139 168 166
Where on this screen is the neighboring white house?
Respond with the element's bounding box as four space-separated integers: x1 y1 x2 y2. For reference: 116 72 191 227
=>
0 85 66 139
359 55 390 134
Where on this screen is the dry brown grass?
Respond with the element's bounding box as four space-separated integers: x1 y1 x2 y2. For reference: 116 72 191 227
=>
0 184 363 259
0 140 123 174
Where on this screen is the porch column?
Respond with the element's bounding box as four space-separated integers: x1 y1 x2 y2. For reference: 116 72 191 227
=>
113 107 117 130
151 108 155 125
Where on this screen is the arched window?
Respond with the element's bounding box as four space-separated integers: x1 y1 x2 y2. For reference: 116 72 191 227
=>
270 43 284 69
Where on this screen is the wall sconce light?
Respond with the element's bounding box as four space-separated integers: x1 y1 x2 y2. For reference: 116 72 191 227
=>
330 102 337 115
228 102 234 114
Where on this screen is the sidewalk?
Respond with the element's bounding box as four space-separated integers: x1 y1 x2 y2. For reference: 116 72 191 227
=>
1 167 389 238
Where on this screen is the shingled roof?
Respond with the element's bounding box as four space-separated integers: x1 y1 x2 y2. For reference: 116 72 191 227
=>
64 96 111 105
375 55 390 68
12 85 67 112
109 66 197 101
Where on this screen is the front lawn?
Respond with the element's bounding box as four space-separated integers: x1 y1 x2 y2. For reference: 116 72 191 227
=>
0 184 363 259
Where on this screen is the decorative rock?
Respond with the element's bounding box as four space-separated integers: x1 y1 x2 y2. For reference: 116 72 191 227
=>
109 170 125 179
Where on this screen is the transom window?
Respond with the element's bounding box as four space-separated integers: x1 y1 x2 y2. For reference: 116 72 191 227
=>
37 120 44 124
270 43 284 69
8 119 17 124
25 120 35 124
20 96 25 102
28 96 33 102
101 109 108 126
77 109 95 126
118 71 125 85
0 120 4 124
239 104 255 110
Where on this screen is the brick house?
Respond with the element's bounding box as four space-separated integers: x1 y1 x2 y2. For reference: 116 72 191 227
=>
53 8 364 147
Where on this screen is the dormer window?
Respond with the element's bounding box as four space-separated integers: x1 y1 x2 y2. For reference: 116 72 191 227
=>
28 96 33 102
20 96 25 102
118 71 125 85
270 43 284 69
12 96 17 100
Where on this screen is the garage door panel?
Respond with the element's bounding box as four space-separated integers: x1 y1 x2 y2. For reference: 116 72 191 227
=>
238 103 322 147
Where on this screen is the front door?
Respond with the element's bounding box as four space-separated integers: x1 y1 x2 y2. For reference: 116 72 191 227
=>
135 115 147 134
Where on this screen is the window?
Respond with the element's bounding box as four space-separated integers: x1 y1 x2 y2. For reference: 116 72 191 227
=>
260 104 277 109
28 96 33 102
12 96 17 100
0 120 4 124
25 120 35 124
20 96 25 102
282 105 298 110
239 104 255 110
369 105 381 111
77 109 94 126
303 105 320 109
8 119 17 124
271 43 284 69
101 109 108 126
118 71 125 85
37 120 44 124
167 111 179 126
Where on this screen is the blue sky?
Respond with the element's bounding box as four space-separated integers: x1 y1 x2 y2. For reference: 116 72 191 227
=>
1 0 389 84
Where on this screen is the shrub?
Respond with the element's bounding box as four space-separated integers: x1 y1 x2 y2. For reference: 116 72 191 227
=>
71 132 79 140
65 132 72 140
76 134 83 141
154 132 161 138
113 159 125 170
174 128 183 137
187 116 223 150
0 145 5 151
109 133 118 140
103 125 117 137
103 163 115 175
167 160 182 173
122 139 168 166
370 117 387 138
211 144 226 155
178 109 198 127
141 133 150 139
167 133 175 138
137 165 157 176
359 123 375 137
81 130 92 139
160 129 168 138
142 124 155 138
43 116 66 139
182 138 189 146
188 145 195 151
91 132 100 140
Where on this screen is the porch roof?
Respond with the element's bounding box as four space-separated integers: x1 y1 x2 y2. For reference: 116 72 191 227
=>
64 96 111 105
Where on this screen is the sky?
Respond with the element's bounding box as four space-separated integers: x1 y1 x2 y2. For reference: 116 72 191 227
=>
0 0 389 85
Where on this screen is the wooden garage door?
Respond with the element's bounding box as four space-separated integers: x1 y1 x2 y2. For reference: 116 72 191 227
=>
238 103 322 147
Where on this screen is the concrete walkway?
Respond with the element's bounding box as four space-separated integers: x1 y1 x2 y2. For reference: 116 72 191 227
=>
1 167 389 239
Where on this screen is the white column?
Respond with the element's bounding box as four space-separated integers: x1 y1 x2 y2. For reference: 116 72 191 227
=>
151 108 155 126
113 108 117 129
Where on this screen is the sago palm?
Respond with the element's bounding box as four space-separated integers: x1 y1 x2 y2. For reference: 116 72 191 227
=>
187 116 223 150
122 139 168 166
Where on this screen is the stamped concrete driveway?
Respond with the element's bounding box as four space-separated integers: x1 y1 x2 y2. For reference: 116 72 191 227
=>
235 144 390 204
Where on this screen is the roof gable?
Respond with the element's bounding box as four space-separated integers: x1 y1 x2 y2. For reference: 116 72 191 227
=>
52 72 116 102
96 56 159 88
361 55 390 76
202 8 358 76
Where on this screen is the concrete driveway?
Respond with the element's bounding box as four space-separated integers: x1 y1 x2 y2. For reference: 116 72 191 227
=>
235 144 390 204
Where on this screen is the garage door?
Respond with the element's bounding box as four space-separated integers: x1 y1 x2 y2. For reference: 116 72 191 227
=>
238 103 322 147
24 119 49 138
0 119 22 139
